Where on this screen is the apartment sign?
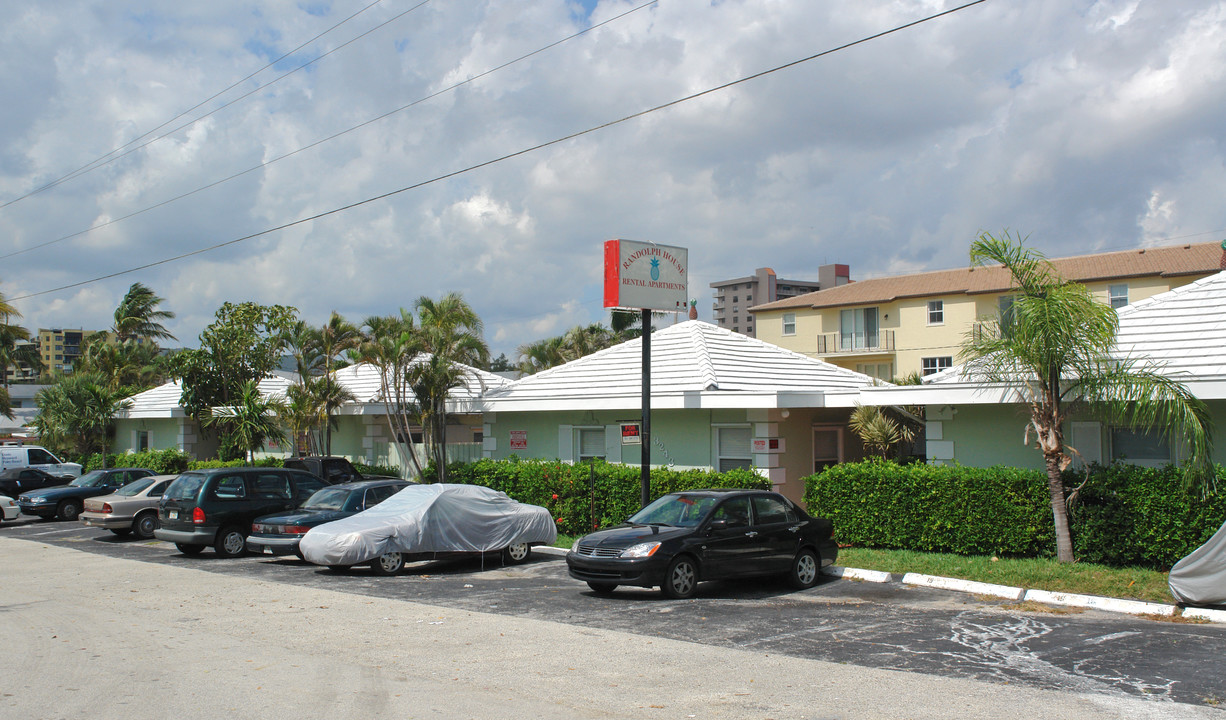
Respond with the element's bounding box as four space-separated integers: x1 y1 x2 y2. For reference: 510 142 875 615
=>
603 239 688 312
752 438 785 454
509 430 527 450
620 422 642 445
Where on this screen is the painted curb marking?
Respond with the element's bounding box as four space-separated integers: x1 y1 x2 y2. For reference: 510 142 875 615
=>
821 566 892 583
1023 589 1176 617
1182 606 1226 623
902 572 1025 601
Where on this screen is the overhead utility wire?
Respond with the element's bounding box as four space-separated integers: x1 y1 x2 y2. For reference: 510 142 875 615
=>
3 0 389 207
10 0 988 302
0 0 429 211
1 0 659 261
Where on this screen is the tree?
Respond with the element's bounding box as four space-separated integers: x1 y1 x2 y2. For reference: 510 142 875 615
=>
410 293 489 482
960 230 1213 562
205 379 289 463
848 404 917 459
352 311 425 478
170 302 297 458
32 373 132 466
317 312 362 455
487 353 514 372
516 335 567 376
112 282 176 344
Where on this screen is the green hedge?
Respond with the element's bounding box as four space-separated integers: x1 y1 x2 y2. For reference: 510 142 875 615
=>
1070 464 1226 568
186 457 285 470
803 459 1226 567
430 458 769 536
82 449 195 475
804 459 1055 557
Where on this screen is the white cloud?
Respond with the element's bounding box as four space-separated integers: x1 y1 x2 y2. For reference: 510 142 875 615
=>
1 0 1224 359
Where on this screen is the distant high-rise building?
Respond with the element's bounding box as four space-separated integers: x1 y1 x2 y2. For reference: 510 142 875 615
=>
710 265 850 337
38 328 102 376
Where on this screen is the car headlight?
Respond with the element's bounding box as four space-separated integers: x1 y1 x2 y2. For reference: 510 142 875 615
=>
620 542 661 558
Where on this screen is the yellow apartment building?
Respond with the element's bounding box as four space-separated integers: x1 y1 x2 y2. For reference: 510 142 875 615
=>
752 241 1224 380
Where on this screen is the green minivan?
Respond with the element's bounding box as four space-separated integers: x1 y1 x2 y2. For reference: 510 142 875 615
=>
155 467 327 558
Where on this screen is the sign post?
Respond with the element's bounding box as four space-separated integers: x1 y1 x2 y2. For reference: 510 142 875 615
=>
603 239 688 509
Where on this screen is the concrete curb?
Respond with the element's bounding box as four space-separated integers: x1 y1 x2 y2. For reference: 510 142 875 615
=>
821 565 893 583
902 572 1025 601
829 565 1226 623
1023 589 1176 617
1176 606 1226 623
536 546 569 557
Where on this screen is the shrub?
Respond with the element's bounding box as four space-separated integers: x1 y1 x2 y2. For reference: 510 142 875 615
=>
433 458 769 536
81 449 193 475
804 458 1054 557
354 462 403 478
186 457 284 470
1069 463 1226 568
804 459 1226 567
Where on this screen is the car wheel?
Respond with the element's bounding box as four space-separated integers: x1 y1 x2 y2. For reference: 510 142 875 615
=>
214 527 248 558
502 542 531 564
132 512 158 540
788 548 820 589
587 582 618 595
56 500 81 521
175 543 205 556
369 552 404 576
109 528 132 537
661 556 698 599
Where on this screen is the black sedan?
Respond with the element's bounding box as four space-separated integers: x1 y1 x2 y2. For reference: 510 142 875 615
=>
566 489 838 599
0 467 70 499
17 468 154 520
246 478 411 557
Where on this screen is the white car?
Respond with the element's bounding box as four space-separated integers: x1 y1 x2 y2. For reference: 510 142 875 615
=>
299 483 557 575
0 494 19 523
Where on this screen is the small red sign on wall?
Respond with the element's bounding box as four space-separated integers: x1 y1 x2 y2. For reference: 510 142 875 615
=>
752 438 785 453
510 430 527 450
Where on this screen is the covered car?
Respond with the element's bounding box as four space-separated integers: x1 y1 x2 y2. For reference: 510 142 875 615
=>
1169 518 1226 606
299 483 556 575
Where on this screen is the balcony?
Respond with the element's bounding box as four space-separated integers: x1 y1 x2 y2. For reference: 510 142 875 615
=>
815 330 895 355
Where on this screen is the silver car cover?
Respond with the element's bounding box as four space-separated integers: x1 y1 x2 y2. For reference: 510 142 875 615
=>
1169 518 1226 606
299 483 557 567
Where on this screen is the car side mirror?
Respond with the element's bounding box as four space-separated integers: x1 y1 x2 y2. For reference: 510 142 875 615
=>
708 519 729 533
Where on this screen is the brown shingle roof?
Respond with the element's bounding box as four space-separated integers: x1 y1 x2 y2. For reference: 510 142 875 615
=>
750 241 1223 312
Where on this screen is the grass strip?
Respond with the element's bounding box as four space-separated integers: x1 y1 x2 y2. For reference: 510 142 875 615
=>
838 547 1174 604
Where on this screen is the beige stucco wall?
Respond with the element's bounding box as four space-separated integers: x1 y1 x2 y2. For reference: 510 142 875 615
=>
754 272 1211 380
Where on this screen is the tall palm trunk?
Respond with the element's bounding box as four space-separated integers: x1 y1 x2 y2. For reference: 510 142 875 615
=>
1044 452 1074 562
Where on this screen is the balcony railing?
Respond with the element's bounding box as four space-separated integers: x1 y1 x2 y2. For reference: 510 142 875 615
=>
815 330 895 354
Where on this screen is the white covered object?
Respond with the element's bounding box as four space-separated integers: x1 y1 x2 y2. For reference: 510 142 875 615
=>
1169 518 1226 607
299 483 557 567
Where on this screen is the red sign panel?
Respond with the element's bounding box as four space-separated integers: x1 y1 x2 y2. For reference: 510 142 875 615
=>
509 430 527 450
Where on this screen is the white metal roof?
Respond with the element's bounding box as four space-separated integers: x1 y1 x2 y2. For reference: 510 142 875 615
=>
332 359 510 415
863 270 1226 405
480 320 876 412
117 375 295 419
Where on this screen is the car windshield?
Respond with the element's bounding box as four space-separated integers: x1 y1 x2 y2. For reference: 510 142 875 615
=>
164 473 206 501
627 494 719 527
301 487 355 511
116 477 157 496
69 471 108 488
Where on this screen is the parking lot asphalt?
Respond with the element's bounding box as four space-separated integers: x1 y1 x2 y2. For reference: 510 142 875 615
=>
3 515 1225 714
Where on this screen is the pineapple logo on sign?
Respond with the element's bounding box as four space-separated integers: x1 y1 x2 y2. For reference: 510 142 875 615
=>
650 257 660 281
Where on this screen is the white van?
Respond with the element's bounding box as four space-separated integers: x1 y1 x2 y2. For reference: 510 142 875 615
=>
0 445 82 478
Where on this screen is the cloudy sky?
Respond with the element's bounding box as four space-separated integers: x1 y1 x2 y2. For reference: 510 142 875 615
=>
2 0 1224 359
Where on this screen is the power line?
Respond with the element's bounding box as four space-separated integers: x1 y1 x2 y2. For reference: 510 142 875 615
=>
1 0 660 261
0 0 428 211
9 0 989 303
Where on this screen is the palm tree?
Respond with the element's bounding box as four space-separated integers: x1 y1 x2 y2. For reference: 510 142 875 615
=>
848 404 917 459
411 293 489 482
0 322 42 387
32 374 133 467
112 282 176 345
205 379 289 464
353 312 425 478
516 336 567 376
960 230 1213 562
317 312 362 455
